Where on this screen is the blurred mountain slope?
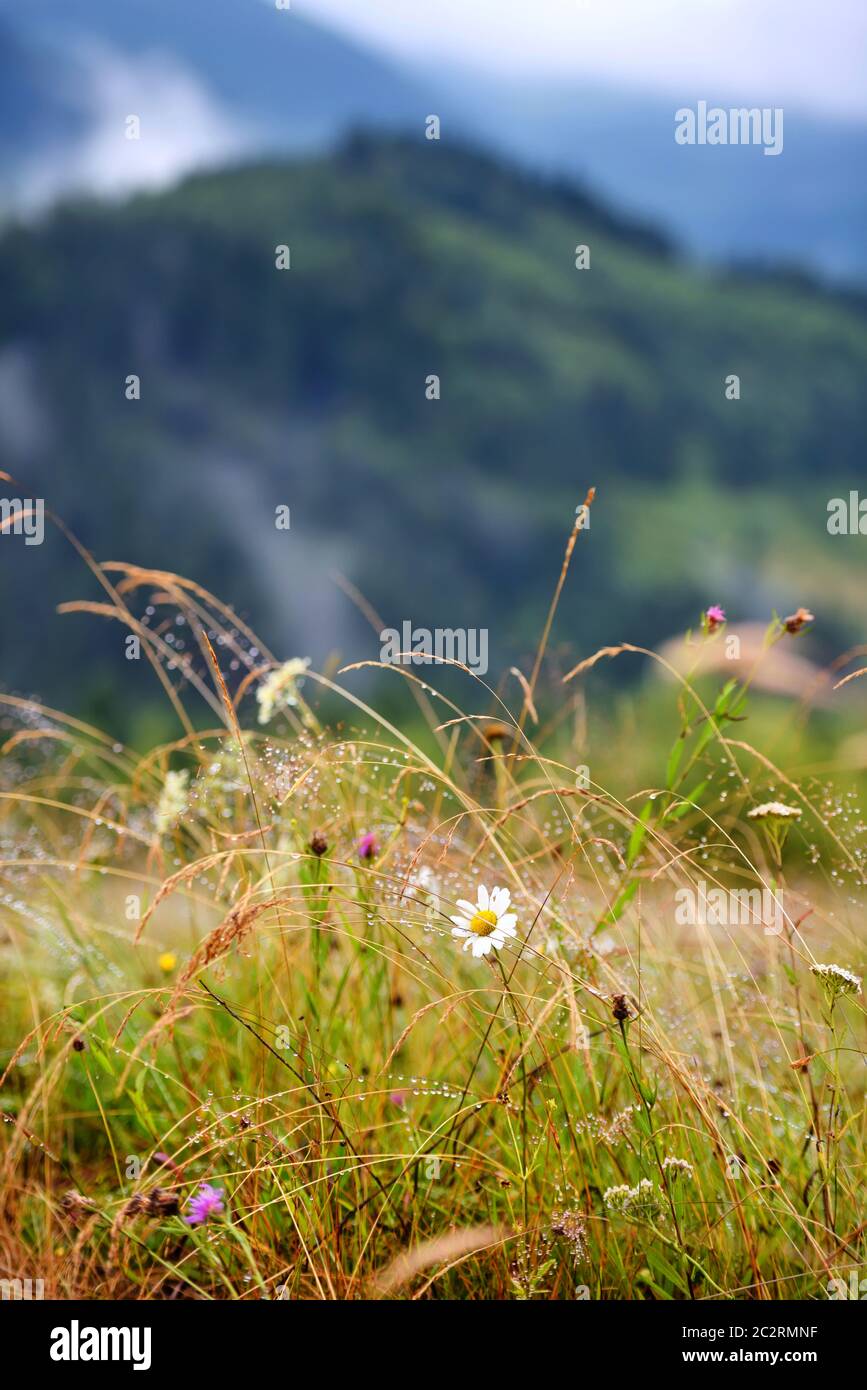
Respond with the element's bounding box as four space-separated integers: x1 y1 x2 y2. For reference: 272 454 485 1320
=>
1 0 866 279
441 71 867 281
0 0 426 141
0 17 87 154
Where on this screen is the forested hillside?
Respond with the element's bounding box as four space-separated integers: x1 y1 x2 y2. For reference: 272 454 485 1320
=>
1 134 865 721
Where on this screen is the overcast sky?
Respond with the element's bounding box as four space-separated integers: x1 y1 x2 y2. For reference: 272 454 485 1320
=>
298 0 867 120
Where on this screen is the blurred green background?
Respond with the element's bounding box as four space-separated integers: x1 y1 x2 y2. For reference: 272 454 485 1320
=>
0 2 864 755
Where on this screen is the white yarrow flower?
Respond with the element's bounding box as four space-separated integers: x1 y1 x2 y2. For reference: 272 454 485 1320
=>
662 1156 694 1181
810 963 862 1000
155 769 189 834
450 885 517 959
256 658 311 725
747 801 802 821
603 1177 661 1218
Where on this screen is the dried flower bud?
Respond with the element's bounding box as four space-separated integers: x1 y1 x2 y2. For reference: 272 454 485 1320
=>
783 607 814 635
482 723 511 744
143 1188 180 1218
610 993 635 1023
123 1188 181 1220
61 1190 95 1225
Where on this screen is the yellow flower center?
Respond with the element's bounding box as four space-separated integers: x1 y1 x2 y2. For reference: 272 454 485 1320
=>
470 909 498 937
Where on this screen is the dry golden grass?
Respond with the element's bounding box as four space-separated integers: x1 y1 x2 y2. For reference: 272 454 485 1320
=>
0 504 864 1300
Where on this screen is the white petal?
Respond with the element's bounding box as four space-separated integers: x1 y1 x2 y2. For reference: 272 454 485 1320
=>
451 925 470 939
456 899 476 917
477 885 489 911
492 887 511 914
472 937 493 957
497 914 517 937
450 914 472 929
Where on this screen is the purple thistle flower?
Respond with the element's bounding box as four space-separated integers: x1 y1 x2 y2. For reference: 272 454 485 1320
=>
357 832 379 862
184 1182 225 1226
705 604 726 633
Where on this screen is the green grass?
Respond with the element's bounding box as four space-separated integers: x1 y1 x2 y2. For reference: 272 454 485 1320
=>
1 536 865 1301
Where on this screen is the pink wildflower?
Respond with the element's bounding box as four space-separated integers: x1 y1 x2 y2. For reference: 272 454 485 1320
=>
184 1183 224 1226
357 832 378 862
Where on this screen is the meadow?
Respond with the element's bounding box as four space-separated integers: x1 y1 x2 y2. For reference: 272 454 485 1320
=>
0 501 864 1301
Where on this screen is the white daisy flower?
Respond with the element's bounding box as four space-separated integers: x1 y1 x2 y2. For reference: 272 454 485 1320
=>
450 885 517 959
